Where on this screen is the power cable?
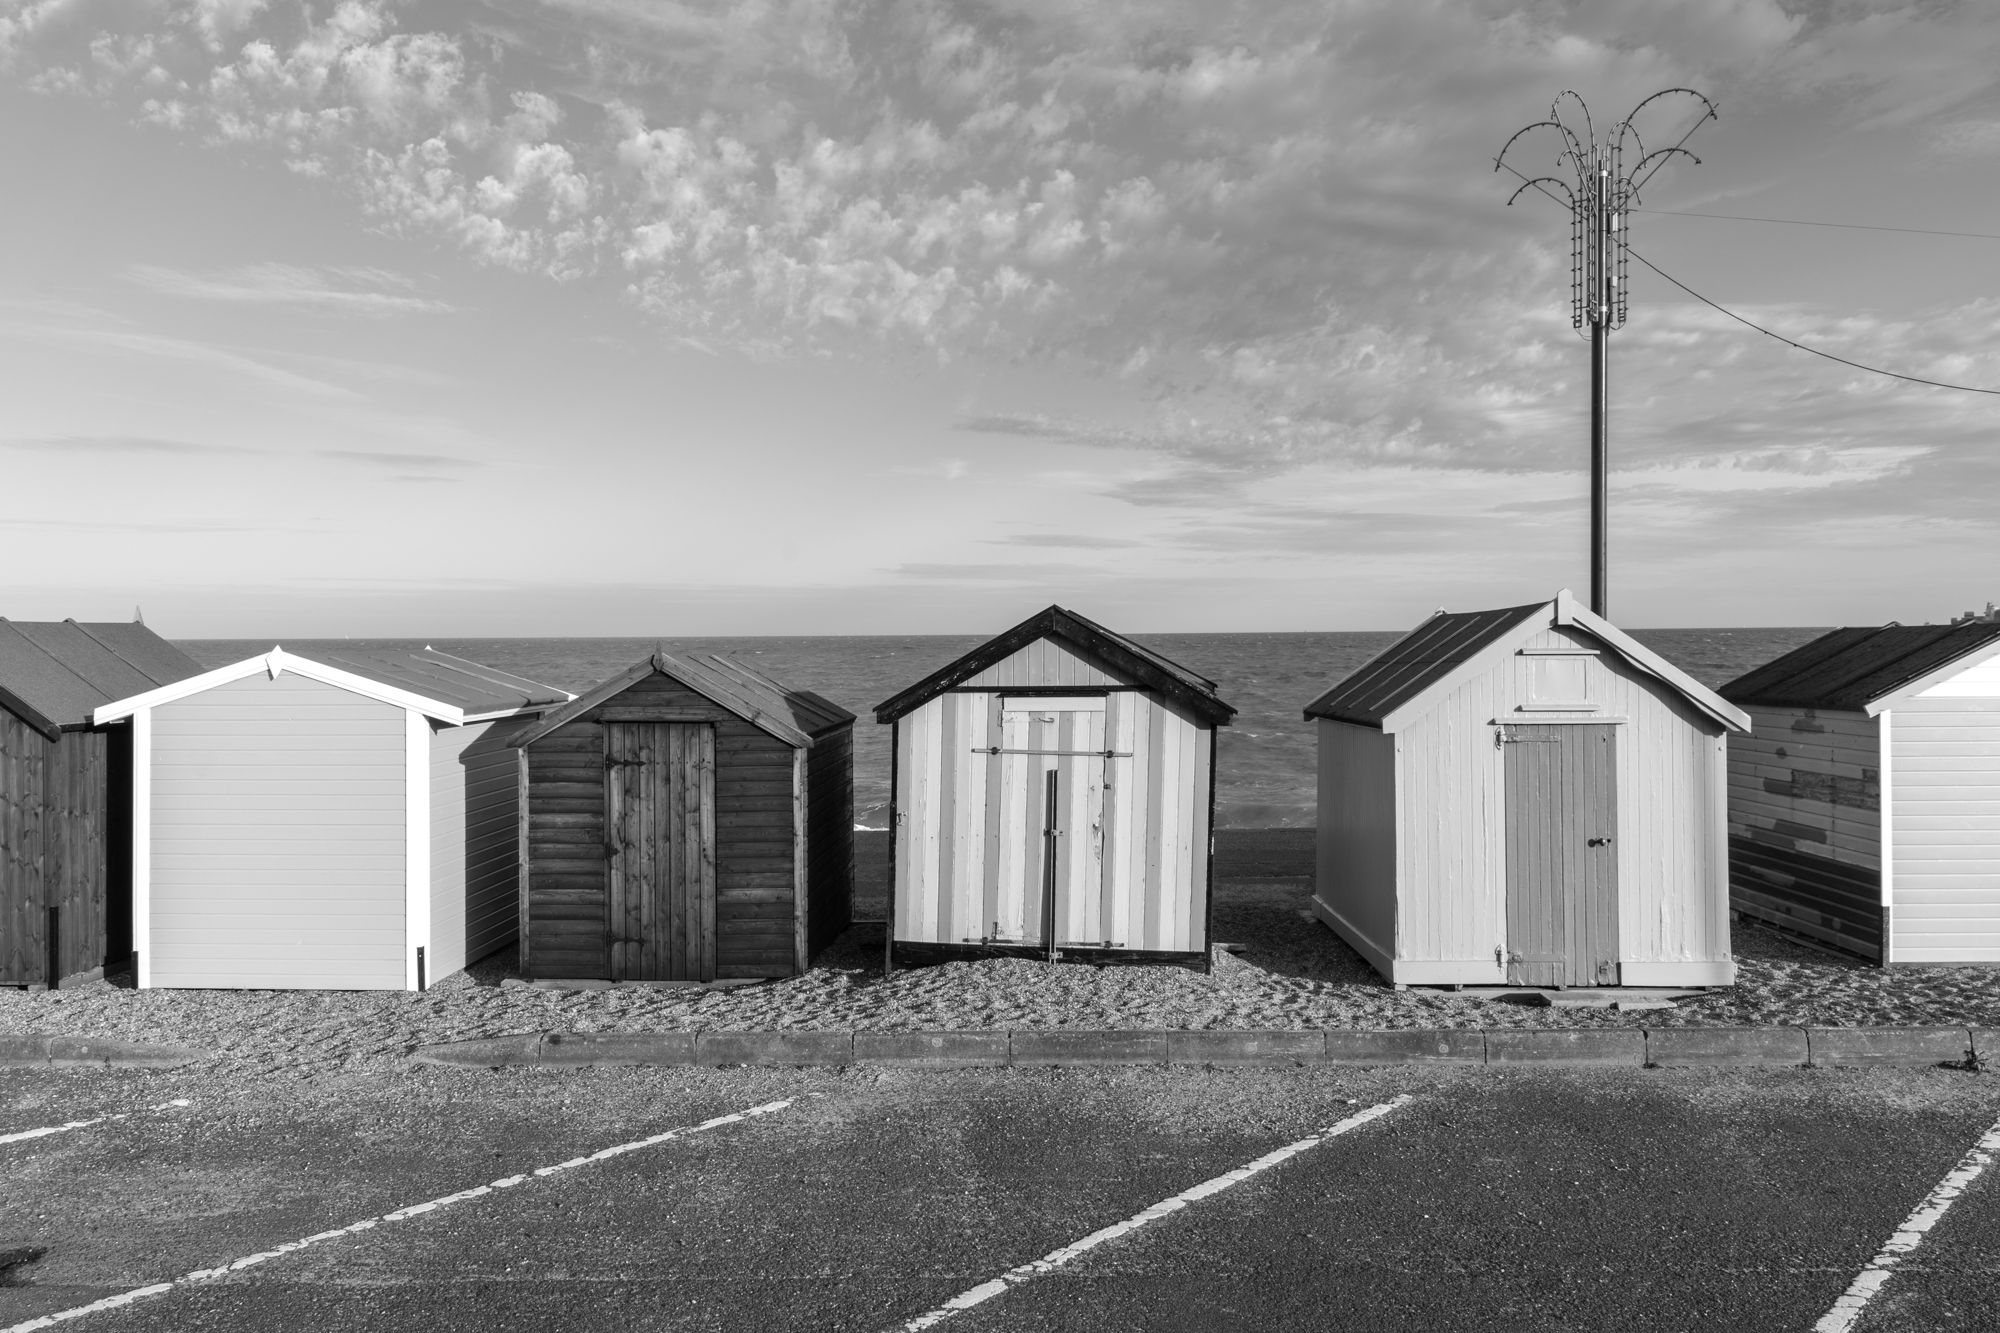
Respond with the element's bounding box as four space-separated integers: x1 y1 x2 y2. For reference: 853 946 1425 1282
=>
1627 248 2000 396
1632 207 2000 243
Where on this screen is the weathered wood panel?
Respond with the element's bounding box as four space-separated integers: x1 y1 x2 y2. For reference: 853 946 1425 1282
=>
1502 723 1618 987
2 717 114 987
1727 704 1883 958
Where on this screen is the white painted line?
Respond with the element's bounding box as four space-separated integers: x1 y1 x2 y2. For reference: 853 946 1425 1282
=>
0 1096 798 1333
1815 1109 2000 1333
892 1095 1413 1332
0 1099 192 1146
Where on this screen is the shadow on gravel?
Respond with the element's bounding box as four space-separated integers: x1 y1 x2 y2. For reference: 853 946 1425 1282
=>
0 1248 46 1287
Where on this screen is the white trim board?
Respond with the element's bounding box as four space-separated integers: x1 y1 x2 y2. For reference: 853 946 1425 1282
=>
94 648 470 727
132 708 152 991
405 709 431 992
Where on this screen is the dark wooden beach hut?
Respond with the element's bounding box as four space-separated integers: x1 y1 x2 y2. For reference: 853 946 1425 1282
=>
510 652 855 982
1722 621 2000 965
874 605 1235 967
0 618 202 987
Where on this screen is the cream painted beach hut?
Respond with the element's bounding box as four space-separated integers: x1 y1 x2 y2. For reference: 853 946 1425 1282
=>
94 647 570 990
1721 621 2000 965
1302 591 1750 988
874 606 1236 967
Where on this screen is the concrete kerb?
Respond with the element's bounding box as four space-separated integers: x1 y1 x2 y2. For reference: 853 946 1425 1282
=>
405 1025 1997 1071
0 1035 198 1070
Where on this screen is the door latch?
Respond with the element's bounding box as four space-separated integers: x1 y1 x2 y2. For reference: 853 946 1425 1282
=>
1588 836 1612 847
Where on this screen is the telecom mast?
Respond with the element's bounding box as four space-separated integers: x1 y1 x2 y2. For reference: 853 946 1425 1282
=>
1496 90 1717 619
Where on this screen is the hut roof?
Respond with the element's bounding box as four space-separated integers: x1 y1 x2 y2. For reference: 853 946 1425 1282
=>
872 604 1236 726
509 651 855 750
94 646 570 727
1721 621 2000 715
1303 589 1748 733
0 619 205 738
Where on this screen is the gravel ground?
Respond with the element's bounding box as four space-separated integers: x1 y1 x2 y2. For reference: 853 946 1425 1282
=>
4 878 1997 1077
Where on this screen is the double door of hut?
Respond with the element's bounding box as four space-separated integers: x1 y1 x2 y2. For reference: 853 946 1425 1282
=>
604 722 716 981
1500 723 1619 987
986 698 1121 953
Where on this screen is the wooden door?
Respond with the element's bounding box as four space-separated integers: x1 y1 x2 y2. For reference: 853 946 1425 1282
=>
989 703 1107 952
1502 724 1619 987
605 722 716 982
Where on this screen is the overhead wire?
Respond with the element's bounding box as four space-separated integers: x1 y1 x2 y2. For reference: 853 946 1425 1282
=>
1625 249 2000 397
1495 157 2000 397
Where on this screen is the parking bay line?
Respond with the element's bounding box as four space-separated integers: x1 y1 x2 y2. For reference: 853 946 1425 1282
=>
1815 1108 2000 1333
891 1094 1414 1332
0 1096 802 1333
0 1100 193 1147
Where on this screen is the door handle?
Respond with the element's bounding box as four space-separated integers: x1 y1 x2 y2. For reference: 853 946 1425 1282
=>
1588 836 1611 847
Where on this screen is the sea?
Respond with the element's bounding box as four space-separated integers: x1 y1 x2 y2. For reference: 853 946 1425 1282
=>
178 628 1825 831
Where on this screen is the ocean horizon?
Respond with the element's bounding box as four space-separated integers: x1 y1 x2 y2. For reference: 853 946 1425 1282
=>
179 627 1827 831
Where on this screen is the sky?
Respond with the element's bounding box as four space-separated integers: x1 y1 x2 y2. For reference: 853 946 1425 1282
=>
2 0 1998 637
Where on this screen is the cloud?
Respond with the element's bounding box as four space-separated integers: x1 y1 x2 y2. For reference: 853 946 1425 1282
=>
887 561 1102 582
0 434 248 455
988 533 1146 549
125 262 452 315
315 448 478 469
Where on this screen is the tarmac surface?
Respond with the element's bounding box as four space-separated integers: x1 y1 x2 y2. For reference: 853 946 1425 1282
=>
2 1064 1997 1332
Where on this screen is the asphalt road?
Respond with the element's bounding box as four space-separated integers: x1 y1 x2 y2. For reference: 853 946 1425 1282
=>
2 1064 1996 1332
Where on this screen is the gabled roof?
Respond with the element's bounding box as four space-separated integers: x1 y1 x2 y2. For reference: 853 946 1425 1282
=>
0 619 205 738
871 605 1236 726
1302 602 1546 728
509 651 855 750
1721 621 2000 715
1303 589 1749 733
94 647 570 727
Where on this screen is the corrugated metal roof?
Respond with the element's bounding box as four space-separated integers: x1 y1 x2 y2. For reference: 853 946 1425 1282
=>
874 605 1235 725
510 651 854 750
306 646 571 715
1721 622 2000 710
0 619 205 734
1302 602 1546 727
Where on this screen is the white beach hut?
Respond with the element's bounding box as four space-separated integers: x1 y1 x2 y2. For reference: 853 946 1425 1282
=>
1302 591 1750 988
1722 621 2000 965
94 647 570 990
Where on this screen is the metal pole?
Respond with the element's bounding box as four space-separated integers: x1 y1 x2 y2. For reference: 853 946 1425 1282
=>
1591 314 1608 619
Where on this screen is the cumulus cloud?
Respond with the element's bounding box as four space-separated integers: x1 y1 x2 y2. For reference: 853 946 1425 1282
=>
8 0 2000 555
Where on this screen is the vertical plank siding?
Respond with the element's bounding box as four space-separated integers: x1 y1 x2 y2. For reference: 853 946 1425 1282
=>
0 716 113 986
1889 697 2000 963
1313 719 1398 969
148 672 407 990
1726 704 1884 958
1378 623 1731 984
891 643 1214 956
521 670 851 980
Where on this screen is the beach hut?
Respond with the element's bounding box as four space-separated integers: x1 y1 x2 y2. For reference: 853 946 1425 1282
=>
93 646 570 990
1721 620 2000 965
509 652 855 982
874 605 1236 967
0 619 203 987
1302 590 1750 988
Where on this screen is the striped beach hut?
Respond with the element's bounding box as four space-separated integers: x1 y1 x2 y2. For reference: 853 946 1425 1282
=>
95 647 569 990
874 606 1235 967
508 652 855 983
1722 621 2000 965
0 619 203 987
1303 591 1750 988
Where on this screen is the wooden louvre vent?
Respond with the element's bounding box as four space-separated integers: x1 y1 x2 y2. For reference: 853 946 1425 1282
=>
510 651 855 982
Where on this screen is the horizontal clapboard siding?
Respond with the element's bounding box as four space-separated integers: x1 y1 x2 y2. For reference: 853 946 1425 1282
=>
150 672 405 990
1891 697 2000 963
429 717 522 979
1727 704 1883 958
522 672 819 980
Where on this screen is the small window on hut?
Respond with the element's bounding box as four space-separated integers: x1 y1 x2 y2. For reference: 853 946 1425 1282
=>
1522 650 1593 709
